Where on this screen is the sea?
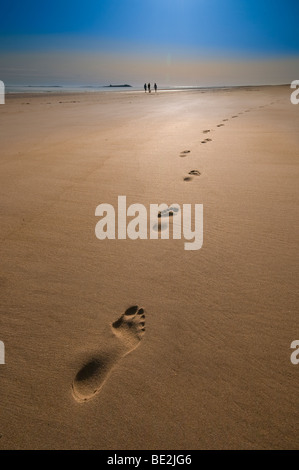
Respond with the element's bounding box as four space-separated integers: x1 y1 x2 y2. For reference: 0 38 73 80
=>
5 84 224 94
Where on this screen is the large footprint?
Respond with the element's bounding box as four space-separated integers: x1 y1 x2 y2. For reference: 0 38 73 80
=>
72 306 145 402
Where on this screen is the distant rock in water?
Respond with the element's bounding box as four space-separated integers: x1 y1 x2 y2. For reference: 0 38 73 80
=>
104 84 132 88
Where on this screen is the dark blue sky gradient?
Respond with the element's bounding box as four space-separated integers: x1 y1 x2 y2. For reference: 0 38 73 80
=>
1 0 299 56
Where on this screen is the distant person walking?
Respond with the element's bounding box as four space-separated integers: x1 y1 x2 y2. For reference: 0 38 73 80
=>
144 83 147 93
154 83 157 93
148 83 151 93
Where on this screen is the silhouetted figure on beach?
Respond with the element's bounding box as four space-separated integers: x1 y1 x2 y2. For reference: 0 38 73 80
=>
154 83 157 93
144 83 147 93
148 83 151 93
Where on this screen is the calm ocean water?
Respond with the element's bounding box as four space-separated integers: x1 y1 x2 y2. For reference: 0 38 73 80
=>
6 85 140 93
6 84 223 94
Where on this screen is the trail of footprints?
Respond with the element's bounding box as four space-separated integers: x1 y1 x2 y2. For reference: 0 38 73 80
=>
71 98 282 403
179 99 280 182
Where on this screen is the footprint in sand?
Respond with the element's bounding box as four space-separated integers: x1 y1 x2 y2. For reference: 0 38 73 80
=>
153 206 180 232
203 130 210 134
189 170 201 176
217 124 224 127
201 138 212 144
232 115 238 118
184 170 201 181
158 206 179 218
180 150 191 157
223 119 229 121
72 306 145 403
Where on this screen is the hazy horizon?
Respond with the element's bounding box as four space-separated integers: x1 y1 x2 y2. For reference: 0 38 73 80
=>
1 0 298 87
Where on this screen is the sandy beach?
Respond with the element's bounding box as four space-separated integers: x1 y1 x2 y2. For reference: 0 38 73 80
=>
0 86 298 449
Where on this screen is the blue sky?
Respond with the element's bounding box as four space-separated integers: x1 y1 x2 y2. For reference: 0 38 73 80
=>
0 0 298 85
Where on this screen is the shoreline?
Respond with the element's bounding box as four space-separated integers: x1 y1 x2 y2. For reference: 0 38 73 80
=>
5 83 291 98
